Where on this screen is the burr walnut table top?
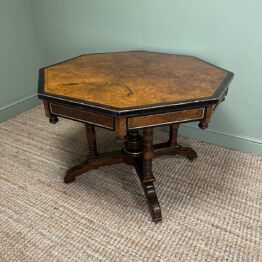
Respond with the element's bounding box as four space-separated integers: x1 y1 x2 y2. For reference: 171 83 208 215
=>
38 51 233 116
38 51 234 222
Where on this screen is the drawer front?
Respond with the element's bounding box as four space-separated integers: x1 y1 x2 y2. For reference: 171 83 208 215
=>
50 103 114 129
128 108 205 129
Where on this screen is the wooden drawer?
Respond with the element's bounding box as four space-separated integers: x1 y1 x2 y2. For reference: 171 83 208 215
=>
49 103 114 129
128 108 205 129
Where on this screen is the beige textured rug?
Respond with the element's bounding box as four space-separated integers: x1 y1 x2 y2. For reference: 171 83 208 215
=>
0 105 261 262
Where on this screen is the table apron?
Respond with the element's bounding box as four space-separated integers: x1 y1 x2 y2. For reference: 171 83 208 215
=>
49 103 114 130
47 101 212 137
127 108 205 129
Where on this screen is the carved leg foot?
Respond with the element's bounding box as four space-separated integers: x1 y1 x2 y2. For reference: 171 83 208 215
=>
133 128 162 222
169 144 198 161
64 171 77 183
64 176 75 184
184 147 198 161
153 143 198 161
143 182 162 222
64 160 89 184
134 157 162 222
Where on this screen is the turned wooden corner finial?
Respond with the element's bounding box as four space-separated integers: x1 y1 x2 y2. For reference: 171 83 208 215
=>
198 120 209 129
49 115 59 124
43 101 58 124
199 106 213 130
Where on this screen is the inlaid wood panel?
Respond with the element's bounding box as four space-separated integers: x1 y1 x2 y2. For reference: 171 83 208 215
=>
50 103 114 129
43 51 231 109
128 108 205 129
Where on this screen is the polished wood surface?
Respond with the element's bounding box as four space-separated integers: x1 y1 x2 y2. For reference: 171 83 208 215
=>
42 51 230 109
44 101 215 138
38 51 234 223
85 124 98 158
128 107 204 129
198 105 214 129
50 103 114 129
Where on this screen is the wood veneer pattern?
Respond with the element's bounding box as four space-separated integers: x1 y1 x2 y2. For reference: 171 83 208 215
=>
43 51 230 108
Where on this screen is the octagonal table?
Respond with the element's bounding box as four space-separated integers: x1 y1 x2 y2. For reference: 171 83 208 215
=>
38 51 234 222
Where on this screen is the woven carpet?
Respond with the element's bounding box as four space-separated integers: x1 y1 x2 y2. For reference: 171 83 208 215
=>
0 105 261 262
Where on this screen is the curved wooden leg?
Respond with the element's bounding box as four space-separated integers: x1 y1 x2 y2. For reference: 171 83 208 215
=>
65 159 90 184
183 147 198 161
64 124 123 183
134 128 162 222
134 156 162 222
143 182 162 222
64 151 124 183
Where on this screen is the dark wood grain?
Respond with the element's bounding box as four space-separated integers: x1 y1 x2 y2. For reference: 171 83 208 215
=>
50 103 114 129
38 51 234 117
134 157 162 223
42 52 229 108
85 124 98 157
64 151 124 183
43 101 51 118
115 116 127 138
142 128 155 183
43 100 59 124
199 105 214 129
122 130 143 159
128 108 204 129
38 51 234 223
168 124 179 147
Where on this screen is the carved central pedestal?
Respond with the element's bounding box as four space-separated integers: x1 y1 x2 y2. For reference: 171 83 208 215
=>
64 124 197 222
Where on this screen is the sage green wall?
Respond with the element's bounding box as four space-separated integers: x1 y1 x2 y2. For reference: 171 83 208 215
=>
30 0 262 155
4 0 261 155
0 0 41 122
29 0 144 65
142 0 262 155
